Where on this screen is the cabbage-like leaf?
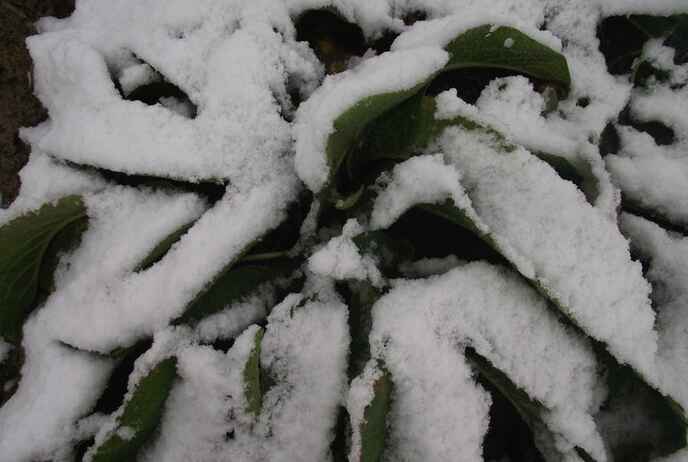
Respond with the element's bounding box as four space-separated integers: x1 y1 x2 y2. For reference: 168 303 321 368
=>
89 357 177 462
0 196 87 343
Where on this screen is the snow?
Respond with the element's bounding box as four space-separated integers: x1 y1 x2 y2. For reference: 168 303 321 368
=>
308 219 383 286
294 47 448 192
23 0 319 186
4 0 688 459
257 291 349 461
118 63 160 97
38 186 208 352
0 315 114 462
141 327 261 462
194 289 275 344
370 262 607 460
436 126 658 379
0 152 106 225
370 154 476 230
140 290 348 461
607 80 688 226
620 214 688 411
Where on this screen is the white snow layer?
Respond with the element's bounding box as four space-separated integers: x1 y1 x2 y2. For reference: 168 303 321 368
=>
141 293 349 461
620 214 688 411
4 0 688 459
435 126 659 381
24 0 320 186
370 262 607 461
608 82 688 227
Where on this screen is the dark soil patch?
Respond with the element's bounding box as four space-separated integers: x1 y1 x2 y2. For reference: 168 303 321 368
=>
0 0 74 207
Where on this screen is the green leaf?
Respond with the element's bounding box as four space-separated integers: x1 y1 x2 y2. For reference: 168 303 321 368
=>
628 15 680 38
445 25 571 93
341 280 381 380
358 365 393 462
326 82 427 200
90 357 177 462
134 220 196 272
325 24 570 202
665 15 688 65
243 327 264 417
596 347 687 460
0 196 87 343
175 258 297 325
38 215 88 296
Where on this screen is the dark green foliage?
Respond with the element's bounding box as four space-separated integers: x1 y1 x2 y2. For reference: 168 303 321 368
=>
0 195 87 343
324 24 571 203
243 327 264 417
175 257 298 325
89 357 177 462
358 366 392 462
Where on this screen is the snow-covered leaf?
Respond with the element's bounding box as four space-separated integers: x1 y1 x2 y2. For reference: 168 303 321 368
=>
445 25 571 92
88 357 177 462
0 196 87 343
350 362 392 462
243 327 264 417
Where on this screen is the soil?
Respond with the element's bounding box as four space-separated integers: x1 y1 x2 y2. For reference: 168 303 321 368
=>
0 0 74 207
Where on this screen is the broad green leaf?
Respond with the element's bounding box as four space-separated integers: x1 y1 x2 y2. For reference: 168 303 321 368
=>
134 220 196 272
326 82 427 200
326 24 570 202
90 357 177 462
175 258 297 325
445 25 571 93
0 196 87 343
358 365 392 462
243 327 264 417
596 347 687 460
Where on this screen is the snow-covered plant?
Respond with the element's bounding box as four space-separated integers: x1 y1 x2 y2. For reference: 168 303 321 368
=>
1 1 688 461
